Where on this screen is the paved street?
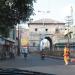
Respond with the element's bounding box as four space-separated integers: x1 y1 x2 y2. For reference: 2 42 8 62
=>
0 53 64 68
0 53 75 75
0 55 64 68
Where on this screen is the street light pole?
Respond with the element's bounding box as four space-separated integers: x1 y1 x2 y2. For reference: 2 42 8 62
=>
66 16 72 47
17 24 20 56
65 6 73 48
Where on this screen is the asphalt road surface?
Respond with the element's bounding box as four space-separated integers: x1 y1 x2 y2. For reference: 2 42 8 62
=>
0 54 75 75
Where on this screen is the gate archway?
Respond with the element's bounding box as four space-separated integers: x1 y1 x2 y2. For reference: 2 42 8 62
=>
45 37 53 50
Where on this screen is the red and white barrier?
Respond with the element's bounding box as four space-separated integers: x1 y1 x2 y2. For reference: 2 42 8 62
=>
71 58 75 62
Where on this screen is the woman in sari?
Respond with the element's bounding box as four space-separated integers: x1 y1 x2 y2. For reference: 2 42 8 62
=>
63 44 70 65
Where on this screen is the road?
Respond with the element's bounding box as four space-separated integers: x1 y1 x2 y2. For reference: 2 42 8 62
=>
0 53 75 75
0 53 65 68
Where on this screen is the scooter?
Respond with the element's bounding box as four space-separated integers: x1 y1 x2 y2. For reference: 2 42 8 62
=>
41 53 45 60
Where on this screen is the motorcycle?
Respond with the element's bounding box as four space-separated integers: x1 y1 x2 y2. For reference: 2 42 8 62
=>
41 53 45 60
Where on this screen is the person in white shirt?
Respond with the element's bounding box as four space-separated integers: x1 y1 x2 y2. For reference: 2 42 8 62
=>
21 47 28 58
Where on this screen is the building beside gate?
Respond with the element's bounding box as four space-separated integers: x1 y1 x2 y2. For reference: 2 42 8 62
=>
0 27 17 59
55 26 75 51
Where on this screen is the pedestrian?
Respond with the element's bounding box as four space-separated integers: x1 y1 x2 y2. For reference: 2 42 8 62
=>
63 44 70 65
22 47 28 59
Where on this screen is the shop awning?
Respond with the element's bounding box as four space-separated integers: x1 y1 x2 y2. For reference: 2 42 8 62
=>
5 38 16 43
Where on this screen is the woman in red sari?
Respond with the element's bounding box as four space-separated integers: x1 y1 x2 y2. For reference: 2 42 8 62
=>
63 44 70 65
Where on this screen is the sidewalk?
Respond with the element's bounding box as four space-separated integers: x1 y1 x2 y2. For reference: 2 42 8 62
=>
48 56 63 60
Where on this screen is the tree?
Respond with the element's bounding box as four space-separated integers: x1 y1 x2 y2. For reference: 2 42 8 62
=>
0 0 35 37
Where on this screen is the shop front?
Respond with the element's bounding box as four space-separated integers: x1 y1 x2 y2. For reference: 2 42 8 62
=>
0 37 16 60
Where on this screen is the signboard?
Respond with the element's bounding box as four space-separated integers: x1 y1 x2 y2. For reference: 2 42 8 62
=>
21 38 29 47
20 29 29 47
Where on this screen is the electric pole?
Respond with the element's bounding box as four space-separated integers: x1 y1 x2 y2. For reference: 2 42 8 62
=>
65 6 73 47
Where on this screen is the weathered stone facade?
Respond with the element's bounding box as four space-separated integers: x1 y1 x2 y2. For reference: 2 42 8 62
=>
28 18 65 52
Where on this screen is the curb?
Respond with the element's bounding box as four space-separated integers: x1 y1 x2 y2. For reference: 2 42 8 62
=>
47 56 63 60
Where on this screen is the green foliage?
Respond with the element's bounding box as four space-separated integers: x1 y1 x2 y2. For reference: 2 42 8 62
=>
0 0 35 37
0 27 10 37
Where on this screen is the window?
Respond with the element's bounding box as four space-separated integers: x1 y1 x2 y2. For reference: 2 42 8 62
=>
35 28 37 31
55 28 59 33
45 29 48 31
65 29 67 30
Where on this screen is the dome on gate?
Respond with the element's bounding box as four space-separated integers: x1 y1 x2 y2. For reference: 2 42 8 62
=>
29 18 65 24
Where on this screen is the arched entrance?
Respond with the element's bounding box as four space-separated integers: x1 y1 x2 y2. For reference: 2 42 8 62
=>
39 37 53 51
45 37 53 50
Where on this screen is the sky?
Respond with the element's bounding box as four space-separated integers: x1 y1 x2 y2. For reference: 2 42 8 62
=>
21 0 75 28
20 0 75 47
